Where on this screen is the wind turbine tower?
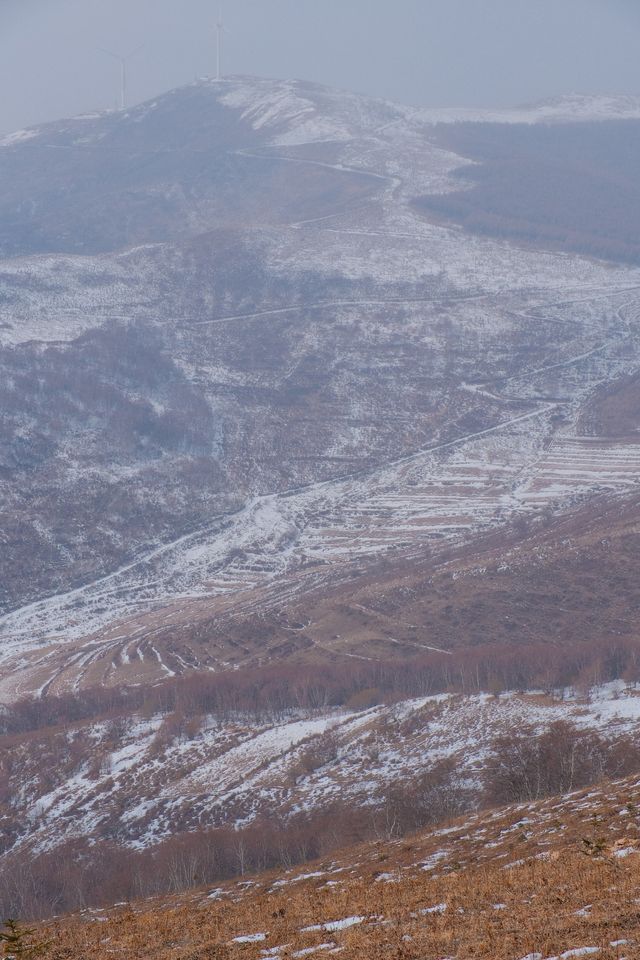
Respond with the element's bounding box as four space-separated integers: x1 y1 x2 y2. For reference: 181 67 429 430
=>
100 45 144 111
216 4 224 81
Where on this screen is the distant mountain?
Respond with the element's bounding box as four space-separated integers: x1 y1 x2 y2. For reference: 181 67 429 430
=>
418 91 640 125
0 77 396 257
0 75 640 701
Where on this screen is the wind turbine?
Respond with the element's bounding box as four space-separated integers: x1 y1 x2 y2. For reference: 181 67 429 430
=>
99 44 144 111
215 4 227 81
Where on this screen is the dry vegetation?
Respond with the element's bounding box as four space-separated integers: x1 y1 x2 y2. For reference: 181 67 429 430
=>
141 487 640 675
3 616 640 918
29 773 640 960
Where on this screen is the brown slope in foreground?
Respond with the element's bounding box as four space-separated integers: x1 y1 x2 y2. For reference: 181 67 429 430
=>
37 774 640 960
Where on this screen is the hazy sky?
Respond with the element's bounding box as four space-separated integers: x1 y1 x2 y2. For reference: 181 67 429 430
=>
0 0 639 134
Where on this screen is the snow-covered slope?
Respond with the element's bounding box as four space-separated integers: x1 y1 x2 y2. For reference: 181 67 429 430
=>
1 76 640 696
5 684 640 862
418 93 640 125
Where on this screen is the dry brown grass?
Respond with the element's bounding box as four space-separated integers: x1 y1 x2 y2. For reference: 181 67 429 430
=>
36 857 640 960
34 774 640 960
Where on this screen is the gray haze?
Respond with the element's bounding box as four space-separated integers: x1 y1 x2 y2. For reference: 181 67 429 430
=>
0 0 639 134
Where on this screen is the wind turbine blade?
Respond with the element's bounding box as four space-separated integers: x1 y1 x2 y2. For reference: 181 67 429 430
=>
98 47 121 62
124 43 145 61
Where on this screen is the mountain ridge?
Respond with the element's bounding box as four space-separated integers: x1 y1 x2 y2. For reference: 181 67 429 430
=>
4 81 640 154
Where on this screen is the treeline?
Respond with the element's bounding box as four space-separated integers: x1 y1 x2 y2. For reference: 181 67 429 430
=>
486 720 640 805
2 720 639 920
419 120 640 266
2 634 639 739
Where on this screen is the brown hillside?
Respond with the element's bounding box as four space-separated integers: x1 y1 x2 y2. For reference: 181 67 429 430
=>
35 773 640 960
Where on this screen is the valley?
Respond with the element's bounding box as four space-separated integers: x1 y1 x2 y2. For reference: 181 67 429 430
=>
0 79 640 697
1 75 640 938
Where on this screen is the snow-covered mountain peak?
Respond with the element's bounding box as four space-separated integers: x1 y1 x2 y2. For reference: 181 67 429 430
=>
207 74 405 146
418 91 640 126
216 75 354 144
520 92 640 121
0 74 409 157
